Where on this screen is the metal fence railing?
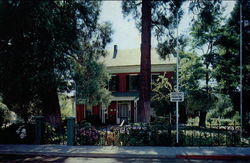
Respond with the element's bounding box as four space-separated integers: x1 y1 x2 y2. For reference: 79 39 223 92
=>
73 122 248 146
1 117 247 146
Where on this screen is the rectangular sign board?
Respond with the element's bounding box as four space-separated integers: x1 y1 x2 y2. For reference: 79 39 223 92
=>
170 92 184 102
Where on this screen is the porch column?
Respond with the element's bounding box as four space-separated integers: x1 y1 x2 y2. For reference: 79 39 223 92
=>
134 99 138 123
101 104 106 124
116 101 119 124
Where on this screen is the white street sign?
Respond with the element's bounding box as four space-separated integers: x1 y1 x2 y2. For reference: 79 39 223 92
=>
170 92 184 102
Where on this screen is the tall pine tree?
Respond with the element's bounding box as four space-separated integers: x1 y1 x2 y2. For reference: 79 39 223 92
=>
122 0 184 122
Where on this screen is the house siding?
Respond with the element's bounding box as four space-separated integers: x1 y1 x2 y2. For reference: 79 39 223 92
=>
92 105 100 116
76 104 85 123
118 74 127 92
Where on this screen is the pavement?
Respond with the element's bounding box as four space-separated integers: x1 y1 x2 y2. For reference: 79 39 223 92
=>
0 144 250 160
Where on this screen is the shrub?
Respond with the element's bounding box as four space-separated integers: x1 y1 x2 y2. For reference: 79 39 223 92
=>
220 119 231 126
77 126 100 145
0 103 11 127
0 123 35 144
101 131 118 146
232 112 240 125
43 122 66 144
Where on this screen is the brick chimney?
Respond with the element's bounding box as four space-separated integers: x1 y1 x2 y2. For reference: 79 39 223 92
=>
113 45 117 58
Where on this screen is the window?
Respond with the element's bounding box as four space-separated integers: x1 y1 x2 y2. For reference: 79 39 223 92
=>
127 74 139 91
109 75 119 92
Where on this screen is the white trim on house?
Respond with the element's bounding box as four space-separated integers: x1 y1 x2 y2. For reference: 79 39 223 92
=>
111 96 138 101
116 101 118 124
101 104 107 124
106 64 175 74
134 97 139 123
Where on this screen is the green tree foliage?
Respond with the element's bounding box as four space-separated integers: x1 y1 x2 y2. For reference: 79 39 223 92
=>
0 98 11 127
208 94 234 119
179 51 217 126
190 0 224 85
188 0 225 126
151 73 173 116
214 1 250 126
180 51 234 122
73 61 111 111
179 52 205 92
0 0 112 125
187 1 250 126
69 5 113 117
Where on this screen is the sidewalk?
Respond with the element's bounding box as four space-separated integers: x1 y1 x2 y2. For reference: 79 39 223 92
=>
1 144 250 159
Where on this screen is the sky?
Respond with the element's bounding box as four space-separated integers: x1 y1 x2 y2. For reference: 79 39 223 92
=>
100 1 141 50
99 1 236 50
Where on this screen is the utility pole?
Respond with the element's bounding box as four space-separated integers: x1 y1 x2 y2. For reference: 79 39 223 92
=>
176 11 179 144
240 0 243 139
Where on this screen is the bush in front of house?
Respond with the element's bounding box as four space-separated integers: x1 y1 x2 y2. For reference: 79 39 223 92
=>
116 124 155 146
0 102 11 128
43 122 66 144
76 125 100 145
0 122 35 144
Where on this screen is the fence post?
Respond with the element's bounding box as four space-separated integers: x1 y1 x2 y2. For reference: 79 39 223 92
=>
191 122 194 146
199 126 201 146
225 122 228 146
35 116 44 144
67 117 75 146
217 121 220 146
210 122 212 146
233 121 236 146
168 124 172 146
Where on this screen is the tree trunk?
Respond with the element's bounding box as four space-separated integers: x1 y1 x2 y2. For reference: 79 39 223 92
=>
199 110 207 127
179 104 187 124
138 0 151 123
198 63 209 127
40 87 62 127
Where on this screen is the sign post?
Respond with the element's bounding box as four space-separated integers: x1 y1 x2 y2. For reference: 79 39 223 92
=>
176 10 179 145
170 91 184 144
170 92 184 102
173 11 184 144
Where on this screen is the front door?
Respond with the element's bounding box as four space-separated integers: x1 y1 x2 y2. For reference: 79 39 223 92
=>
118 103 130 124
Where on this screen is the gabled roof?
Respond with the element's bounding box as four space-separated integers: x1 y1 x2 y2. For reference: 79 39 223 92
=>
99 48 176 73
